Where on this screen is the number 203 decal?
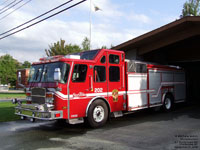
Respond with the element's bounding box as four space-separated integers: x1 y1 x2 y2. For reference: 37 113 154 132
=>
94 88 103 93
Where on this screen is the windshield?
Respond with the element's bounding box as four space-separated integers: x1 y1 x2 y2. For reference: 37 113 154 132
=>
29 62 70 83
29 64 43 82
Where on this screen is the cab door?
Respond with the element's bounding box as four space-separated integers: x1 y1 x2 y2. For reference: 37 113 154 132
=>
92 55 108 100
68 63 90 119
107 52 125 112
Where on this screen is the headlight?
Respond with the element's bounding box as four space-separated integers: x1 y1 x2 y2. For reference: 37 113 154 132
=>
26 96 31 101
46 93 54 104
26 92 32 101
46 97 54 104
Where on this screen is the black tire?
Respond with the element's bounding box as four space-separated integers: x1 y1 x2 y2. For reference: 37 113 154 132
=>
87 99 108 128
163 94 174 112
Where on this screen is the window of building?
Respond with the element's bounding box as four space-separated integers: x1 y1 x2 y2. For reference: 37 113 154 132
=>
109 66 120 82
72 64 87 82
109 54 119 64
94 66 106 82
18 72 22 83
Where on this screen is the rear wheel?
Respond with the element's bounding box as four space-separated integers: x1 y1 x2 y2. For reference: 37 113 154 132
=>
163 94 173 111
87 100 108 128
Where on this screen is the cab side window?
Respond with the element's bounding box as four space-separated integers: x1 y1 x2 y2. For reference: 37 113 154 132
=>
100 56 106 63
72 64 87 82
94 66 106 82
109 66 120 82
109 54 119 64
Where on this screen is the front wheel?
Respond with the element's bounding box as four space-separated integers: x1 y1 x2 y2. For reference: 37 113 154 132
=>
87 100 108 128
163 94 173 111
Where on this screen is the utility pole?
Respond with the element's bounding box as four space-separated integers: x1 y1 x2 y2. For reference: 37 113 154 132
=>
89 0 92 50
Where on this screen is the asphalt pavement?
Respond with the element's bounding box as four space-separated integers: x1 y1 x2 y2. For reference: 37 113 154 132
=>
0 102 199 150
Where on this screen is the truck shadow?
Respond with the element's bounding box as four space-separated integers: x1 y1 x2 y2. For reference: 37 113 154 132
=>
29 101 200 132
104 102 200 129
27 101 200 131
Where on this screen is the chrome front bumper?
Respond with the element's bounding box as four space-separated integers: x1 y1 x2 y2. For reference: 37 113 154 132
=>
15 104 63 120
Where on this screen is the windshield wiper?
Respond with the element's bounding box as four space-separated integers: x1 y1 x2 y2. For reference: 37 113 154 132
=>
42 67 48 82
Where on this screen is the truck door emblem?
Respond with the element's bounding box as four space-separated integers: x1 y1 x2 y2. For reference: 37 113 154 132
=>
112 89 119 102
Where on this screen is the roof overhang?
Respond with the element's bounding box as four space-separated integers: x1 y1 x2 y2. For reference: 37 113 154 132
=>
113 16 200 55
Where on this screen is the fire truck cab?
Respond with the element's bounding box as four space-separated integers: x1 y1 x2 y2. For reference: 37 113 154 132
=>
14 49 186 128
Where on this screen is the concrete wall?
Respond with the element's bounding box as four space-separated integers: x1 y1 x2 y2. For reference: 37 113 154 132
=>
0 85 9 91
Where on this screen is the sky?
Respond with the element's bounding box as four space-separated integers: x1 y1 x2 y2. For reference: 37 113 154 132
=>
0 0 186 63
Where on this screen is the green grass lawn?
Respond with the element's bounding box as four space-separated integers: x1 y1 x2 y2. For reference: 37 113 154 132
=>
0 101 20 122
0 93 26 99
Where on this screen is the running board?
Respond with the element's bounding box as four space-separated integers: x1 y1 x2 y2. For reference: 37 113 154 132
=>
68 118 84 124
113 111 123 118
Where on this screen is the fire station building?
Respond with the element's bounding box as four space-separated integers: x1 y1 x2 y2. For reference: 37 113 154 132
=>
113 16 200 103
16 68 30 89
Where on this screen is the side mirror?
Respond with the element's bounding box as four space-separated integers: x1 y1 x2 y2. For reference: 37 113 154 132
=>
54 68 61 82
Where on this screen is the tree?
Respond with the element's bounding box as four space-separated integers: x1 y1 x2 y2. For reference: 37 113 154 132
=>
22 61 31 68
181 0 200 17
45 39 82 56
0 54 19 86
101 45 108 49
81 37 90 51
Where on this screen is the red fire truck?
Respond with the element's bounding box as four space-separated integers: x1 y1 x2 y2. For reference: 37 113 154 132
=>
14 49 186 128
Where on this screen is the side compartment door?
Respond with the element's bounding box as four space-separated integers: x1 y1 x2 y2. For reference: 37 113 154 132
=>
127 63 148 110
107 53 125 112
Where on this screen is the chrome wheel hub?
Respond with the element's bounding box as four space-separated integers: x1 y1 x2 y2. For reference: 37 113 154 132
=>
93 106 104 122
165 98 171 110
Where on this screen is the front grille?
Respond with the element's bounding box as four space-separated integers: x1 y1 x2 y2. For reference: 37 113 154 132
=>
32 96 45 104
32 88 45 96
31 88 46 104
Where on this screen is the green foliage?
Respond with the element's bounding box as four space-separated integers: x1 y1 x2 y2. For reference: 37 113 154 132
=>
182 0 200 17
22 61 31 68
45 39 82 56
0 55 30 86
101 45 108 49
101 44 114 49
0 55 19 86
81 37 90 51
110 44 115 49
